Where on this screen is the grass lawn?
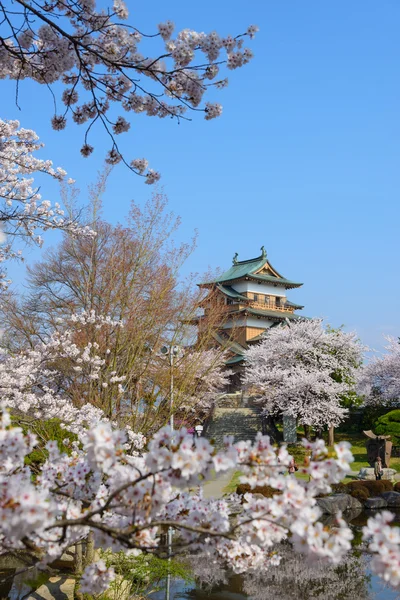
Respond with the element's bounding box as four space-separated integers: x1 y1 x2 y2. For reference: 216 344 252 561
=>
223 470 242 494
327 432 400 474
221 431 400 494
223 467 310 495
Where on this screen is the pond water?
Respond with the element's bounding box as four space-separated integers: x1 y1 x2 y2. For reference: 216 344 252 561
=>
152 511 400 600
152 575 399 600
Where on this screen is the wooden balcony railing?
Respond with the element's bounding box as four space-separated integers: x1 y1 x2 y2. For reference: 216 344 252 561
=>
251 301 295 313
223 301 295 313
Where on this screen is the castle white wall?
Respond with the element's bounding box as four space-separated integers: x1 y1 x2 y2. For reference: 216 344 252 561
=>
244 317 276 329
221 317 275 329
232 281 286 297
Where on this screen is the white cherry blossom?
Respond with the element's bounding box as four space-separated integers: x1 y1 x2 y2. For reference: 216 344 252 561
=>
358 336 400 405
244 319 365 429
0 119 94 290
0 0 257 179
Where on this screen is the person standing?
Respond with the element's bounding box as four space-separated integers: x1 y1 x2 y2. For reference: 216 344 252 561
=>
374 456 383 481
288 457 298 475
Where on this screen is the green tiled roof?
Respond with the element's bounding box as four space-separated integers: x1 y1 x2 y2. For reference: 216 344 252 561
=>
225 355 245 365
247 274 302 288
285 300 304 309
227 307 302 321
199 248 302 289
211 256 268 283
216 284 248 301
211 331 246 355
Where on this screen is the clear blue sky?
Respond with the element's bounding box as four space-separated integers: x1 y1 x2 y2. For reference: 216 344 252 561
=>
3 1 400 352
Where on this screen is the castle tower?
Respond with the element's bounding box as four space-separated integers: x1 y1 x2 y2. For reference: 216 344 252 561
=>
197 247 304 383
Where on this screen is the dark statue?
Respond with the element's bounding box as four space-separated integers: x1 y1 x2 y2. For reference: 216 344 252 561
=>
363 430 392 467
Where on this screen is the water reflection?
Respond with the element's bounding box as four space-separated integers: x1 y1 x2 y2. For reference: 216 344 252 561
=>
152 511 400 600
152 558 399 600
153 573 399 600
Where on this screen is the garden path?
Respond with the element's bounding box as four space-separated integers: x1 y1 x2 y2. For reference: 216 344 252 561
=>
202 470 234 500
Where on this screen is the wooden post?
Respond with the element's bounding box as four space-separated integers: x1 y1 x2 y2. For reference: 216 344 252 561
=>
283 415 297 443
74 541 83 576
328 424 335 447
84 531 95 568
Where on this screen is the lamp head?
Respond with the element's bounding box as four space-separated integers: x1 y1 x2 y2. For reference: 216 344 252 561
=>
160 344 181 356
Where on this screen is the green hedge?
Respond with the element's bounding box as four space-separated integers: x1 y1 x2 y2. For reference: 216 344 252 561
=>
13 417 77 468
374 410 400 445
362 406 394 431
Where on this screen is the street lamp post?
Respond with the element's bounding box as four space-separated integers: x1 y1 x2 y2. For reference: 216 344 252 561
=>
160 345 180 431
160 344 180 600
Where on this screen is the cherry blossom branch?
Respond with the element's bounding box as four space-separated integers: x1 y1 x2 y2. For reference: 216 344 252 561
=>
0 0 258 179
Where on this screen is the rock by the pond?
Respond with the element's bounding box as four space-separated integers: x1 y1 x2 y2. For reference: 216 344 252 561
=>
51 550 75 570
107 575 131 600
9 575 75 600
380 491 400 507
357 467 397 481
316 494 362 514
320 507 363 527
364 496 388 509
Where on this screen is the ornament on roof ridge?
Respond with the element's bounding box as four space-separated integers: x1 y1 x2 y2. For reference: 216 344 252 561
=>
232 252 239 265
261 246 267 259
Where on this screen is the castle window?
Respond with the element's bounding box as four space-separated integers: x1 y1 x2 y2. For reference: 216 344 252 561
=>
253 293 258 302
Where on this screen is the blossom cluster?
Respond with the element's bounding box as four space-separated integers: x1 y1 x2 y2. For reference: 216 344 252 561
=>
0 311 128 438
176 349 230 420
222 545 368 600
0 408 358 595
80 560 116 594
244 319 365 429
0 311 397 595
0 0 258 179
0 119 94 290
358 336 400 406
1 387 400 596
363 512 400 588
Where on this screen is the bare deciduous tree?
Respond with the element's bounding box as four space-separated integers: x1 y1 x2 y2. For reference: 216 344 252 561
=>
1 186 229 433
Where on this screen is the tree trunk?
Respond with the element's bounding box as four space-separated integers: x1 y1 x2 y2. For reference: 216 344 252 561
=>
328 424 335 447
74 541 83 576
303 424 311 441
84 531 95 568
263 414 282 443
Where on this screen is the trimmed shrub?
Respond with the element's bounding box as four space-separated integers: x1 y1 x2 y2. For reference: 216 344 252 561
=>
236 483 279 498
347 479 393 496
362 406 394 431
350 488 369 503
374 410 400 445
362 481 387 495
346 481 371 498
331 483 349 495
381 479 394 491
